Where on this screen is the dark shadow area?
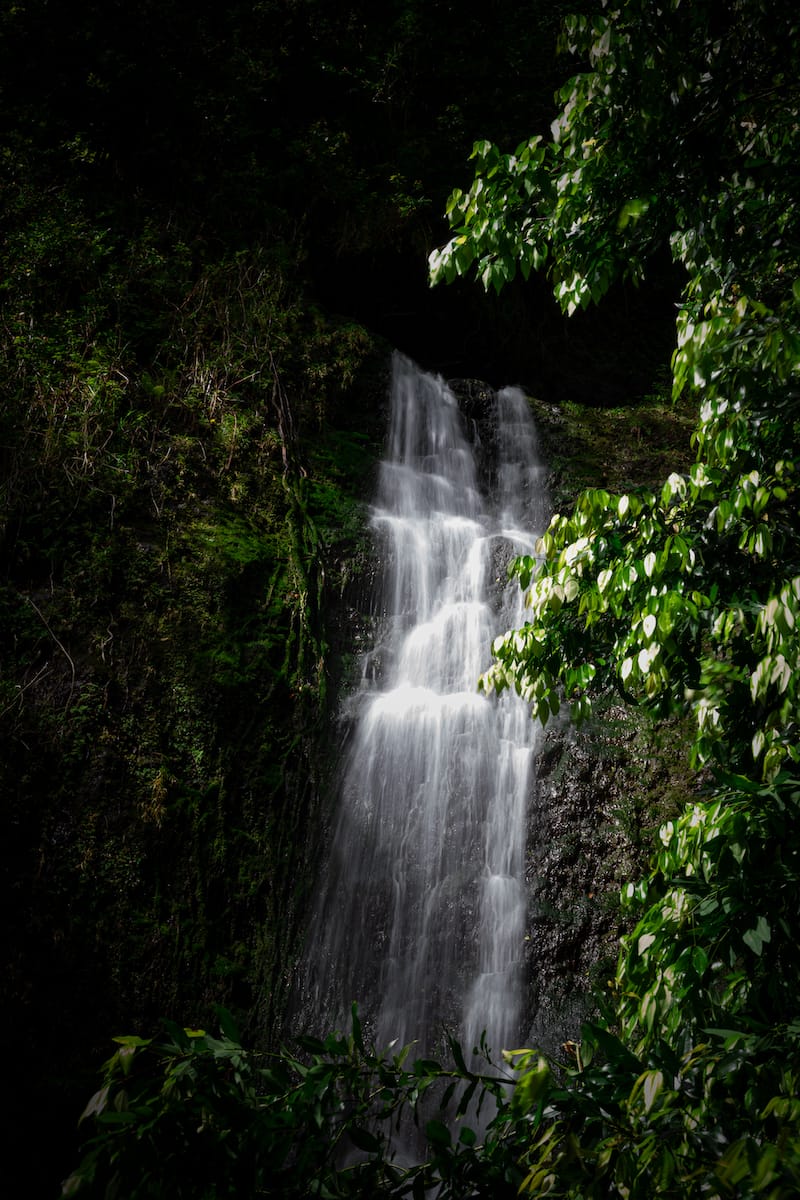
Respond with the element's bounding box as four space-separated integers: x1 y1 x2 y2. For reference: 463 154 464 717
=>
312 238 680 402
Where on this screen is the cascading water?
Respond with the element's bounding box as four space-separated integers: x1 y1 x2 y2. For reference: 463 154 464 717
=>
300 352 548 1062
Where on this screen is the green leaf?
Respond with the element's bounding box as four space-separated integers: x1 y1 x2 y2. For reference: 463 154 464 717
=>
348 1125 381 1154
295 1035 327 1055
96 1110 139 1125
641 1069 665 1114
691 945 708 976
426 1119 452 1147
79 1086 110 1123
743 916 771 956
455 1078 478 1118
637 932 656 956
446 1033 471 1077
351 1002 364 1053
215 1006 241 1044
413 1058 442 1077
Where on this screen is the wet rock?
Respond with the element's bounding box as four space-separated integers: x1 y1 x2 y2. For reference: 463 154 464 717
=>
521 700 698 1053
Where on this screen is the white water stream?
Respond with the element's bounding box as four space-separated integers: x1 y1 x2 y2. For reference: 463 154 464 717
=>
301 352 547 1060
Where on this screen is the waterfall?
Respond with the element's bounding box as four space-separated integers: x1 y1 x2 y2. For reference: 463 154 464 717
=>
300 352 548 1062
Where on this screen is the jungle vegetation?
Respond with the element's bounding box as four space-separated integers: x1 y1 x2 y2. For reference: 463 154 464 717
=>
5 0 798 1196
1 1 579 1192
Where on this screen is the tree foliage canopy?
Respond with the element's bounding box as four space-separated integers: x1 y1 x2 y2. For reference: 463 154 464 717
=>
427 0 800 1193
433 0 800 783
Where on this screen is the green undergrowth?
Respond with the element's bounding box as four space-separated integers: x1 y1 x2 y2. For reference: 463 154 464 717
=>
63 1005 530 1200
0 198 387 1187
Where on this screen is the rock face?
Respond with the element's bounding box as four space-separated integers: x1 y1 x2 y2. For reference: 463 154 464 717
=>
447 378 695 1052
523 703 695 1050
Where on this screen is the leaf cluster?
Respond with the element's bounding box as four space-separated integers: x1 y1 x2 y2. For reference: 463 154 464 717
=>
431 1 800 1194
430 0 800 314
64 1006 527 1199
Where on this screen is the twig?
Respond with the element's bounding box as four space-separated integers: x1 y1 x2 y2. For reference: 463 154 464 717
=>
26 596 76 712
0 663 53 720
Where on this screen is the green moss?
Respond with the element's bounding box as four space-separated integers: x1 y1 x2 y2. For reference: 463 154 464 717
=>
530 381 697 512
0 221 388 1199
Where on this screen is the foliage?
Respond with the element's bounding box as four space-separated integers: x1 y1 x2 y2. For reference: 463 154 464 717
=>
483 466 799 779
430 0 800 305
8 0 798 1193
0 136 384 1195
428 0 800 1195
504 776 800 1198
509 1018 800 1199
432 0 800 796
1 1 582 1192
64 1008 528 1199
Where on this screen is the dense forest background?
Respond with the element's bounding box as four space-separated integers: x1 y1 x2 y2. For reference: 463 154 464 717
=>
3 1 777 1196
